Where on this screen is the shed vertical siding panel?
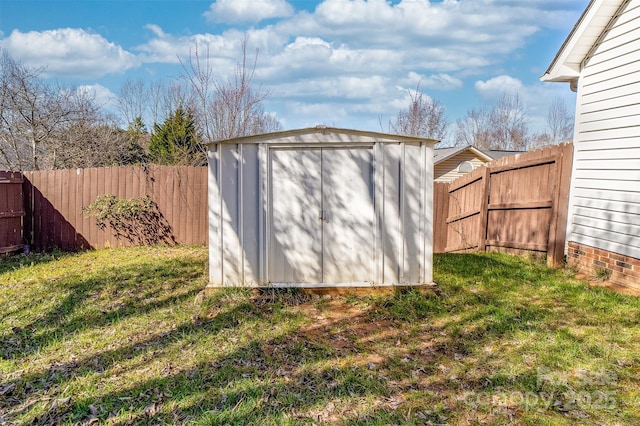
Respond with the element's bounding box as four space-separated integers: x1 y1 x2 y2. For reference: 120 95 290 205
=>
221 145 242 284
208 148 223 284
382 143 402 284
403 144 423 283
570 0 640 260
241 145 260 283
423 143 434 283
374 142 385 285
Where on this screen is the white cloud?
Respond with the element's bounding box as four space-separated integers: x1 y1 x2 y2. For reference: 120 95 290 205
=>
133 0 578 95
135 24 233 64
135 26 288 83
204 0 294 23
475 75 524 98
403 72 463 91
78 84 118 109
270 75 390 100
286 36 331 50
0 29 138 78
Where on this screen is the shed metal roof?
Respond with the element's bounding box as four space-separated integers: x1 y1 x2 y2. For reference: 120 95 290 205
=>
206 126 439 146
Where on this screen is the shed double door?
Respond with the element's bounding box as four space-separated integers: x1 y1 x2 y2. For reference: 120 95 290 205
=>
269 147 375 284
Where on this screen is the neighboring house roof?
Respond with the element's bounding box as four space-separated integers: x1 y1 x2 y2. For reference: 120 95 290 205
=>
434 146 524 165
483 149 524 160
540 0 626 86
433 145 493 165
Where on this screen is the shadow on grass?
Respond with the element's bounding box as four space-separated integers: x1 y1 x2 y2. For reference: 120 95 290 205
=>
47 284 568 425
2 251 637 425
0 255 204 360
0 250 71 276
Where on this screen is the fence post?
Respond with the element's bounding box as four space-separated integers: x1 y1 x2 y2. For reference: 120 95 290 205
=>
477 166 490 252
547 143 574 267
433 182 450 253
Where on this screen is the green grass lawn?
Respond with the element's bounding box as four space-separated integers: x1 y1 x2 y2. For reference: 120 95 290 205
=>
1 246 639 425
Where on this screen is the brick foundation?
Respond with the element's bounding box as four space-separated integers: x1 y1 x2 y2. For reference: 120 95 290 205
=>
567 241 640 291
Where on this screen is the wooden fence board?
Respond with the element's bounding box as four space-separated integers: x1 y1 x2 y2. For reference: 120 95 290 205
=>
0 171 24 254
22 165 208 252
433 182 449 253
441 143 574 266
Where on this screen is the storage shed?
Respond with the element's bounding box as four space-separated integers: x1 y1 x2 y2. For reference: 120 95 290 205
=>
207 126 437 288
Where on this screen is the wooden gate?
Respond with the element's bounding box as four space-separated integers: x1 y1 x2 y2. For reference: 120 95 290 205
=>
0 171 25 255
444 143 573 267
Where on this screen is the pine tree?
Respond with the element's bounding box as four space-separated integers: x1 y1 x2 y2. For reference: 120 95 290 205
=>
148 107 204 165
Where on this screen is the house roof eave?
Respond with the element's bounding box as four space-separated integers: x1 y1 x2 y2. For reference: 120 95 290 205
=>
541 0 625 83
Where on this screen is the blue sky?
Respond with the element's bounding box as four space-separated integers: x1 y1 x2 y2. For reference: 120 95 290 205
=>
0 0 586 143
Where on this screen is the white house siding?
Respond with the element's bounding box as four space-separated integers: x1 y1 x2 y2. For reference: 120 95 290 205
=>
570 0 640 260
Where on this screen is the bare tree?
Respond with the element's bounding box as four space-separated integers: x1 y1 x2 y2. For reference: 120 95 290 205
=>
147 79 166 126
455 92 531 150
0 51 87 170
489 93 530 150
117 78 147 127
454 107 492 149
180 37 282 146
390 85 448 141
546 96 574 145
1 50 146 170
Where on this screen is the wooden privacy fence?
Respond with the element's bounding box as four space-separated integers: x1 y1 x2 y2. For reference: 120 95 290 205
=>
0 171 25 255
5 144 573 261
437 143 573 267
23 166 208 252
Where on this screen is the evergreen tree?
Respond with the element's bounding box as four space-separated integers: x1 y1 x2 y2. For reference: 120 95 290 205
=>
148 107 204 165
119 117 149 165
